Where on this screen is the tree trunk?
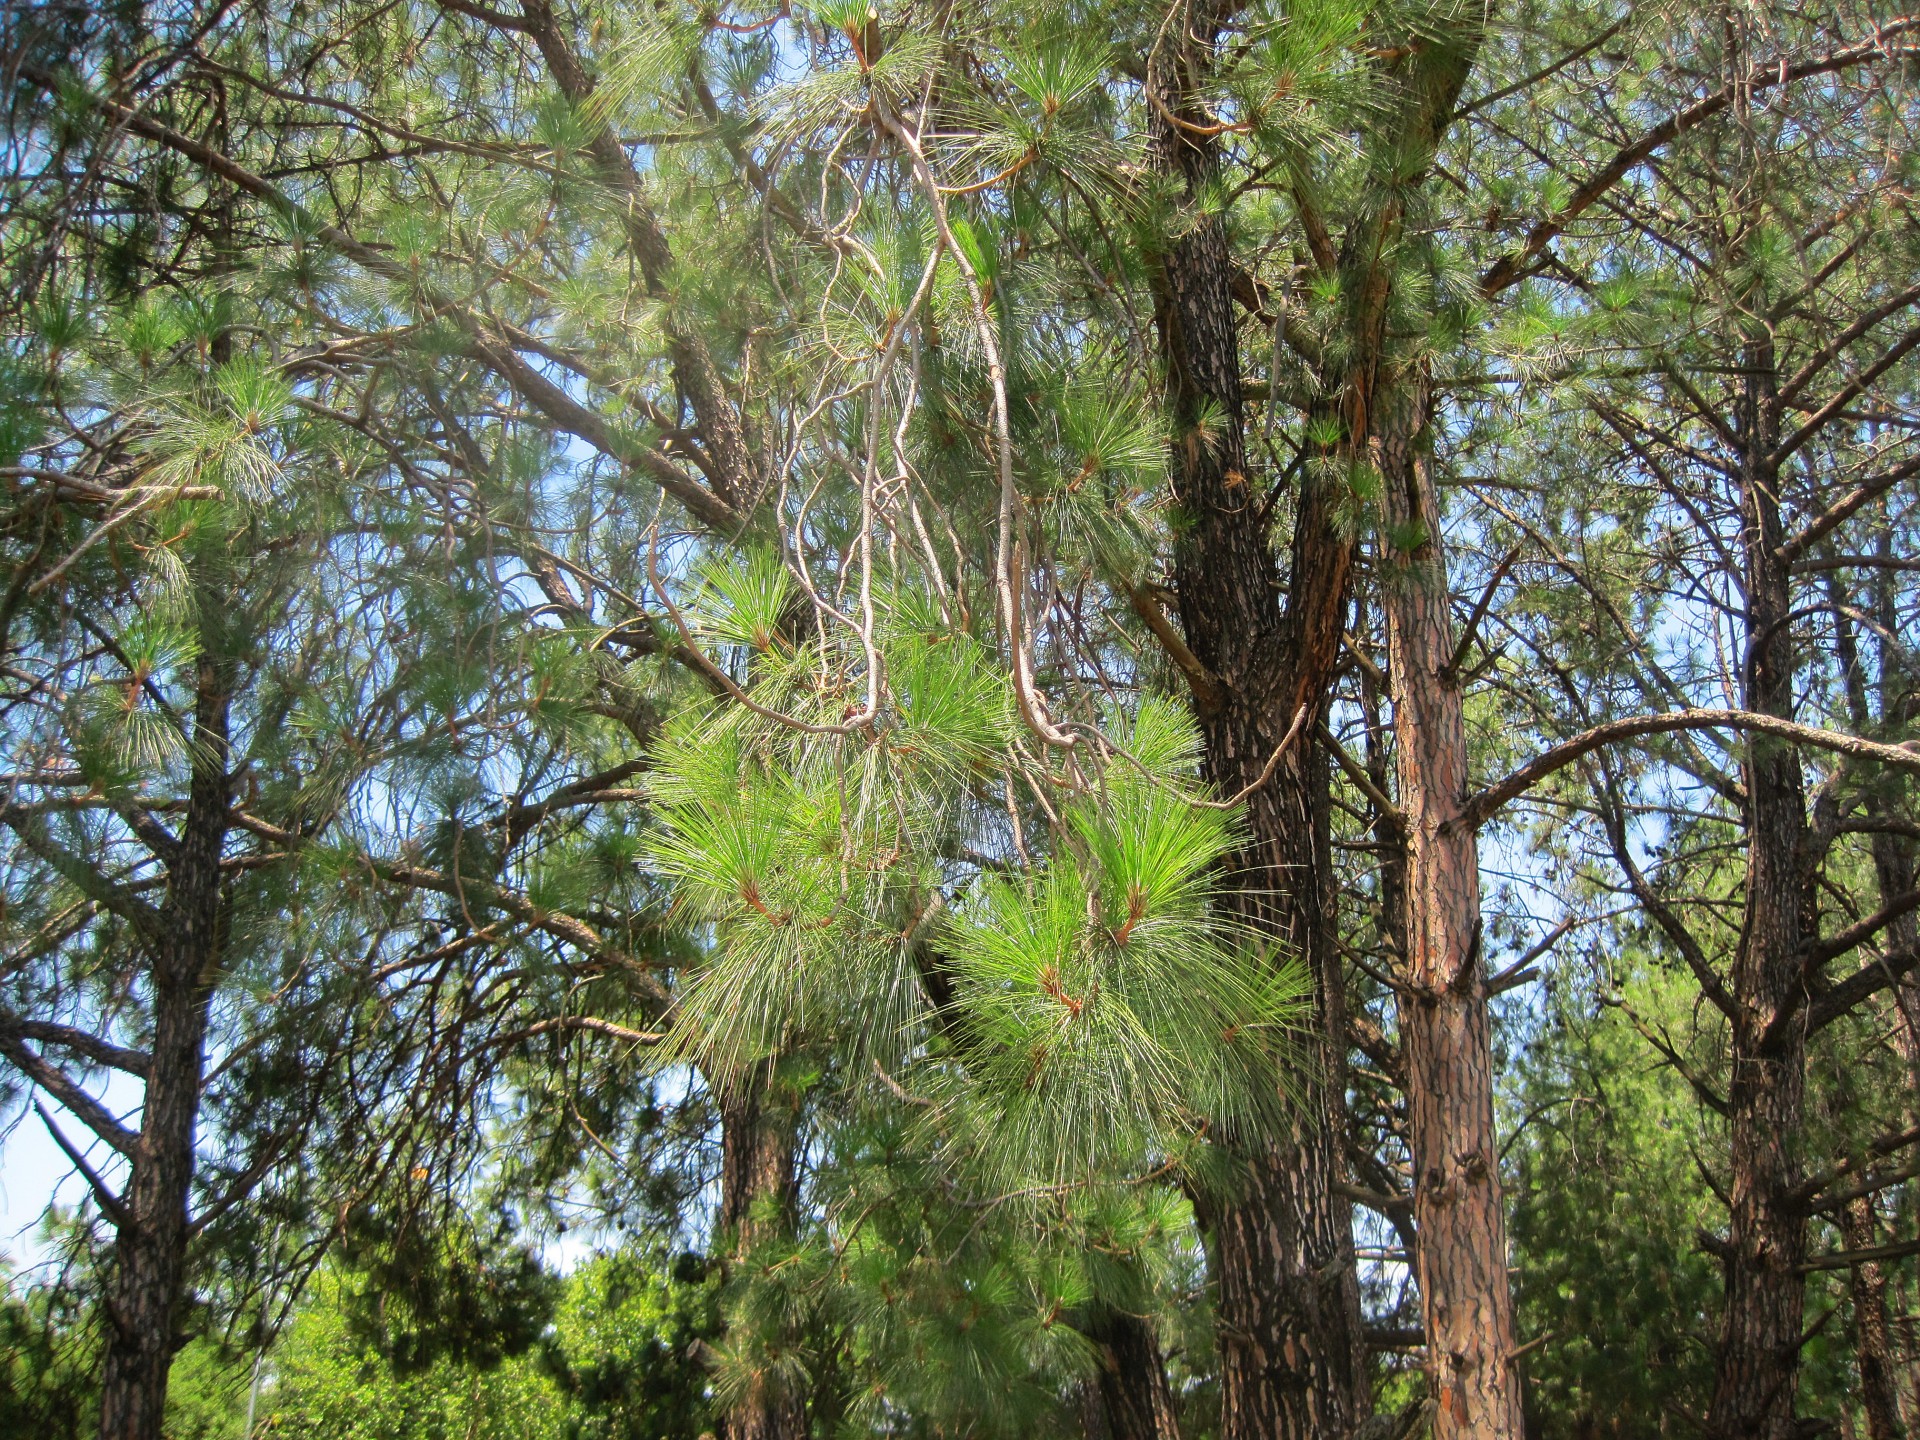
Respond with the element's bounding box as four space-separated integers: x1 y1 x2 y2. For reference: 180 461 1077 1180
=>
716 1069 806 1440
1832 519 1916 1440
1842 1196 1904 1440
1866 522 1912 1436
97 655 231 1440
97 980 213 1440
1145 14 1368 1439
1376 379 1523 1440
1079 1308 1181 1440
1705 339 1810 1440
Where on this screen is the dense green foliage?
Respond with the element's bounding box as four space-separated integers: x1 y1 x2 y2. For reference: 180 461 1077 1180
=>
263 1249 718 1440
4 0 1920 1437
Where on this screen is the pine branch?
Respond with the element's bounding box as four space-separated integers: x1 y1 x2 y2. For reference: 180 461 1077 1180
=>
1461 708 1920 832
0 1031 140 1156
1805 886 1920 970
34 1103 130 1228
1480 18 1920 295
1121 581 1223 712
1802 947 1920 1037
1797 1237 1920 1273
368 860 671 1009
20 64 743 533
0 1011 150 1078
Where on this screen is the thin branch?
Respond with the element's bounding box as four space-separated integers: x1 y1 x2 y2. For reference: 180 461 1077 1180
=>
1779 451 1920 563
1487 916 1576 994
34 1103 130 1228
1806 946 1920 1035
483 1015 664 1050
1606 996 1729 1115
1480 19 1920 294
1193 705 1312 810
1122 581 1224 711
1320 723 1405 827
1798 1237 1920 1273
1462 709 1920 832
0 1032 139 1156
0 1012 149 1078
1805 886 1920 969
1453 18 1626 118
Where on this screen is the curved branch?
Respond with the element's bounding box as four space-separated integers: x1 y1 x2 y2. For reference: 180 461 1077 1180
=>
368 860 671 1009
0 1012 150 1078
1461 708 1920 832
1807 886 1920 969
1479 19 1920 295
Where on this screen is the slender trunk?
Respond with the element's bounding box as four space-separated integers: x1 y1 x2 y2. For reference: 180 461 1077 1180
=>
1834 536 1917 1438
1706 339 1810 1440
1078 1308 1180 1440
1872 529 1920 1432
98 655 231 1440
1842 1195 1904 1440
1145 15 1367 1437
97 980 212 1440
716 1069 805 1440
1376 379 1523 1440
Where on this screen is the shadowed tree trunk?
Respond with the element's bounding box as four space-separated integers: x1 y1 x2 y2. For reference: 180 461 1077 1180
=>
715 1069 806 1440
97 650 232 1440
1078 1308 1180 1440
1842 1195 1904 1440
1144 11 1368 1439
1704 333 1811 1440
1832 542 1914 1440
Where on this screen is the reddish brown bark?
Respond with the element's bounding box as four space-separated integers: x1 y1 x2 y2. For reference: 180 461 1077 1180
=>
1377 382 1523 1440
1143 8 1493 1434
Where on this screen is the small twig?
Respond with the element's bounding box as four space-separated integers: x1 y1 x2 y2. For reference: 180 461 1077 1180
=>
1201 705 1312 810
871 1057 933 1107
1506 1329 1561 1364
1486 916 1577 994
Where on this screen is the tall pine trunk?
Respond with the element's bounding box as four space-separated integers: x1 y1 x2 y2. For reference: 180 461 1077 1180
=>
1145 12 1368 1439
1842 1195 1903 1440
1202 754 1365 1440
716 1071 806 1440
1376 378 1523 1439
97 652 231 1440
1831 520 1914 1438
1705 340 1811 1440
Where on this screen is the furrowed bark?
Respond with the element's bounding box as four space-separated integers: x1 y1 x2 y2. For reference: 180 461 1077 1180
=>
1842 1194 1903 1440
1867 552 1920 1439
1834 537 1917 1439
97 644 232 1440
1077 1308 1180 1440
715 1069 806 1440
1705 331 1810 1440
1145 10 1369 1440
1377 377 1523 1440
